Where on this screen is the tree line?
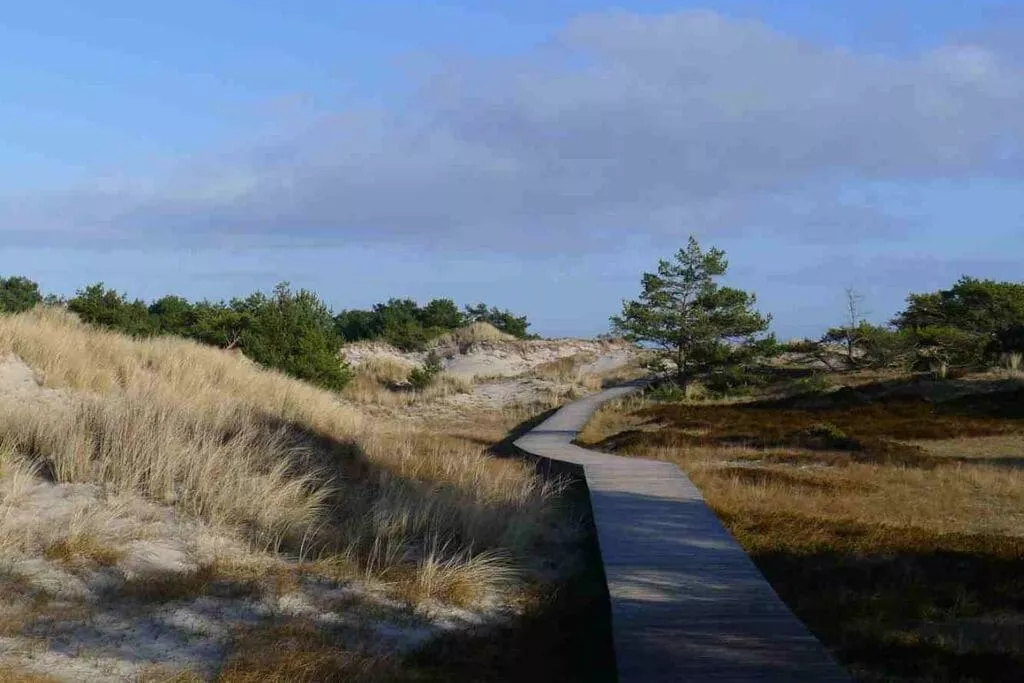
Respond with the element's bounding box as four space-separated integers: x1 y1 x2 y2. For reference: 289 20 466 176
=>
0 276 533 392
335 298 534 351
612 237 1024 389
821 277 1024 373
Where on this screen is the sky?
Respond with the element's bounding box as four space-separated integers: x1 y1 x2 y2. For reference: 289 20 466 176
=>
1 1 1023 338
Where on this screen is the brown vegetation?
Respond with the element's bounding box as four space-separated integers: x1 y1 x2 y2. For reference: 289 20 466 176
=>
579 372 1024 682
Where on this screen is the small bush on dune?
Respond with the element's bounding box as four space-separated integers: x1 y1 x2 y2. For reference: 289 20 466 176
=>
791 373 834 394
408 351 444 390
234 284 351 391
0 276 43 314
431 322 516 348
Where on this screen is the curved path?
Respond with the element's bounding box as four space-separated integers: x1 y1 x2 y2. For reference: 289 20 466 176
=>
515 383 850 682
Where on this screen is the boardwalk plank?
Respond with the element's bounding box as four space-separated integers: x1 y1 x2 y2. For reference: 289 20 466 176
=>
515 384 850 682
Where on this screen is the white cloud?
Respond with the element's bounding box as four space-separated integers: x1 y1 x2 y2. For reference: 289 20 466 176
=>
4 10 1023 251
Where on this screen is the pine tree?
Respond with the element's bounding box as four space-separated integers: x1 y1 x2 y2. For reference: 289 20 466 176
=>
612 236 773 385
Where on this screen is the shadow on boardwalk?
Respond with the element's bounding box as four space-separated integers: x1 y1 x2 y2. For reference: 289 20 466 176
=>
588 488 848 681
516 385 851 682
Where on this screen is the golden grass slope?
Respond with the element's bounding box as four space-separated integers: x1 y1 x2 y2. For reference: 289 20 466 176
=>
0 307 562 604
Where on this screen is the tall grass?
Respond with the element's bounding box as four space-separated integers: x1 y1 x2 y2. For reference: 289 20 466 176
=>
430 322 515 347
0 307 560 604
1003 351 1023 378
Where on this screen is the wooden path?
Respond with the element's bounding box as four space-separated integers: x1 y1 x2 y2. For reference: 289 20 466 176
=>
514 383 850 682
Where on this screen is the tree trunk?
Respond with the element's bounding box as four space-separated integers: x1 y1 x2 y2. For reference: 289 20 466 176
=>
675 345 687 387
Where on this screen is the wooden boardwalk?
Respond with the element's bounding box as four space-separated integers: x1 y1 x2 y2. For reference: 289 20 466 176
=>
515 384 850 682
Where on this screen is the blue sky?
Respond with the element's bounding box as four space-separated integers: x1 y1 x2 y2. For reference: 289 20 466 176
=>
2 1 1022 337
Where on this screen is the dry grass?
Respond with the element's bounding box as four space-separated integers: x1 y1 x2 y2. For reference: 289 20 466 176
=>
42 533 124 567
530 354 598 384
429 322 516 347
353 356 416 386
343 360 472 408
0 669 62 683
0 307 562 606
217 620 405 683
1000 351 1023 380
580 375 1024 681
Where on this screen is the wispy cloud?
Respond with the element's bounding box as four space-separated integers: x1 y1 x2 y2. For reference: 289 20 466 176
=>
5 10 1023 252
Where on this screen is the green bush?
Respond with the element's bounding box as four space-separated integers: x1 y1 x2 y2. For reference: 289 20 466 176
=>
0 276 43 313
704 363 769 395
805 422 848 441
408 351 443 390
335 298 534 347
894 276 1024 367
910 325 988 370
791 373 834 394
463 303 534 339
799 422 859 450
781 339 819 354
647 382 688 402
821 321 916 370
856 324 916 370
234 284 351 391
147 295 196 337
67 282 352 392
68 284 155 337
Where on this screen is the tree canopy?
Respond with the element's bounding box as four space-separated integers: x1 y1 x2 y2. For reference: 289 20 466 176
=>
335 298 534 350
611 236 773 385
893 276 1024 356
0 276 44 314
65 282 351 390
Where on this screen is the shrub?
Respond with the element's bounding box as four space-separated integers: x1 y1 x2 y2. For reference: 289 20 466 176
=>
781 339 820 354
805 422 848 441
821 322 916 370
910 326 988 370
67 283 155 337
65 282 352 391
857 324 916 370
647 381 688 402
894 276 1024 338
894 276 1024 366
704 363 769 395
147 295 196 337
235 284 351 391
791 373 834 394
463 303 533 339
408 351 444 390
799 422 859 450
336 298 533 346
0 276 43 313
